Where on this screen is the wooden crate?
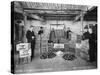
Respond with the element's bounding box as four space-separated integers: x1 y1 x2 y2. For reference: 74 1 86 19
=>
76 35 82 43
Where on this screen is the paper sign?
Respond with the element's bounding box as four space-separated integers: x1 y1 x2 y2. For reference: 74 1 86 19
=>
19 49 31 58
54 43 64 48
76 43 82 48
16 43 31 51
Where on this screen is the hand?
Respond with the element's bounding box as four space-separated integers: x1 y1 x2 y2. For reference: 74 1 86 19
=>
32 36 34 39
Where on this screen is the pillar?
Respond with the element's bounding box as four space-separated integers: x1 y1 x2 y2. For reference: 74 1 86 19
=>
23 12 27 42
80 11 84 34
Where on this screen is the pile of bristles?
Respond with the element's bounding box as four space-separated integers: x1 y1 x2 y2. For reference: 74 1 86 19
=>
62 53 76 61
40 52 56 59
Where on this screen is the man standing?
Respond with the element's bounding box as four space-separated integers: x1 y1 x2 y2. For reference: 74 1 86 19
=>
88 28 96 62
66 27 72 40
38 27 44 55
26 26 36 61
83 28 90 40
38 27 43 35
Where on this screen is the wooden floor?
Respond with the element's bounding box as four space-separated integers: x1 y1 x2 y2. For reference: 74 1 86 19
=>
15 49 97 74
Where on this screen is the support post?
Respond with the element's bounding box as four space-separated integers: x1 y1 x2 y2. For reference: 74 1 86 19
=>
23 12 27 42
81 11 84 34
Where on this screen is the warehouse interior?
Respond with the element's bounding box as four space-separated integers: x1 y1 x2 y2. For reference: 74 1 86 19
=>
11 1 97 73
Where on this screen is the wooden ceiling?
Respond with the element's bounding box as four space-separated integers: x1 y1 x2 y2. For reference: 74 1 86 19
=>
13 1 97 21
84 7 97 21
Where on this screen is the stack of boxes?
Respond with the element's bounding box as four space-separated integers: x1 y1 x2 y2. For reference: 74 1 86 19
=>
64 43 75 54
76 35 82 43
48 43 54 52
40 31 49 54
16 43 31 64
41 40 48 53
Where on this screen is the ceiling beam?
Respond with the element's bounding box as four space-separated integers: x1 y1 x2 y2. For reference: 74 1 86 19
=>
29 14 43 21
40 14 77 16
23 8 82 11
73 6 96 22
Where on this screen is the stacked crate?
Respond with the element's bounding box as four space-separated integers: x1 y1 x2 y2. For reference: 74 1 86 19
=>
76 35 82 43
60 38 69 43
71 33 77 41
41 40 48 53
16 43 31 64
65 44 75 52
69 41 76 48
64 43 70 52
75 40 89 60
48 43 54 52
40 31 49 54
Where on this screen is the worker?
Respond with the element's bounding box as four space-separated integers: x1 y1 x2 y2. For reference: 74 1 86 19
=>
26 25 36 61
